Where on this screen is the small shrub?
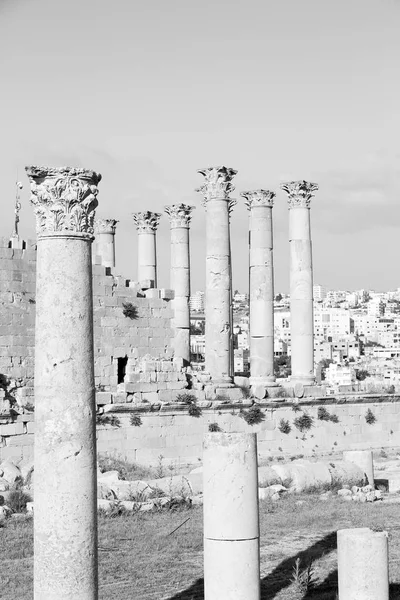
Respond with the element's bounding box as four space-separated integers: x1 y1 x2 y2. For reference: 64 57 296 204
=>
293 412 314 432
176 393 197 405
96 414 121 427
188 403 202 418
122 302 138 320
329 413 339 423
278 419 291 434
365 408 376 425
155 454 166 479
291 558 316 594
387 385 395 395
292 404 301 413
241 405 264 426
130 414 142 427
317 406 331 421
7 488 32 513
23 402 34 412
208 422 222 432
380 449 388 458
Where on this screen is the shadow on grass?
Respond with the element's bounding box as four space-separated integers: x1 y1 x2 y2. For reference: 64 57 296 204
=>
166 531 400 599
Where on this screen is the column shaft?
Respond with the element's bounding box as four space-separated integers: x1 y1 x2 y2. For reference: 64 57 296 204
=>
289 207 314 382
338 528 389 600
203 433 260 600
26 165 101 600
132 212 161 287
94 219 118 269
165 204 194 365
243 191 276 386
35 236 98 600
138 231 157 285
205 198 232 383
281 180 318 385
196 166 237 386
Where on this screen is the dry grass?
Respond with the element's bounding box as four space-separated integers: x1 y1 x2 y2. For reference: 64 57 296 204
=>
2 495 400 599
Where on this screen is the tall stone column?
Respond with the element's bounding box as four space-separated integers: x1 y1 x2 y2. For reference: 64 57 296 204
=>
164 203 194 365
242 190 276 391
196 167 237 385
281 180 318 385
132 211 161 287
26 165 101 600
94 218 118 268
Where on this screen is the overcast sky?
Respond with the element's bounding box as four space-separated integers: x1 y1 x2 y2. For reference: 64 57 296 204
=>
0 0 398 293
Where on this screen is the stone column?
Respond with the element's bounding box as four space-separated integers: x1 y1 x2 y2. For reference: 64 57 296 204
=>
25 165 101 600
242 190 276 392
93 218 118 268
196 167 237 385
203 432 260 600
337 528 389 600
280 180 318 385
164 204 194 365
132 211 161 287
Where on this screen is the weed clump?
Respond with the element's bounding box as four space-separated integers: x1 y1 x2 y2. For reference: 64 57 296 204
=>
7 488 32 513
208 422 222 432
130 414 142 427
96 414 121 427
122 302 138 320
241 405 265 426
278 419 291 434
365 408 377 425
293 412 314 432
317 406 339 423
177 393 202 417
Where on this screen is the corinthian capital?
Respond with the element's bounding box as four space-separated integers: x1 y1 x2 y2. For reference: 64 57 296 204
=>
164 204 195 228
280 180 318 209
132 211 161 233
25 166 101 238
196 166 237 203
241 189 275 210
94 218 118 235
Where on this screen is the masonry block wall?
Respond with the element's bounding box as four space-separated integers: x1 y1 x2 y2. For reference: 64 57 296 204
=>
0 238 187 461
96 397 400 466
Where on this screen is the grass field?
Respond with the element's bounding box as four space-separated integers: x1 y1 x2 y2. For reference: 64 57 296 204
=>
2 494 400 599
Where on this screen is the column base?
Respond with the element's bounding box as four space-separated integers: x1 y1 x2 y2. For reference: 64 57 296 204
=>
249 377 278 387
211 379 234 388
290 375 316 385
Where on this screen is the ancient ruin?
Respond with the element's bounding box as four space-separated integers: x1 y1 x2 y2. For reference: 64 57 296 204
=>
26 165 100 600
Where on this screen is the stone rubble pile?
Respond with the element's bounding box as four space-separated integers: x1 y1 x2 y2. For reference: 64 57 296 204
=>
337 485 384 503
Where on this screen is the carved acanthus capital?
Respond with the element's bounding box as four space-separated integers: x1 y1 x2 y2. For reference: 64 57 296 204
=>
94 218 118 235
280 180 318 209
196 166 237 204
241 189 275 210
132 211 161 233
25 166 101 238
164 204 195 228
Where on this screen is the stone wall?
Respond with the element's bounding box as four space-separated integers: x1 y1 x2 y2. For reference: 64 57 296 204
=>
0 237 189 461
96 396 400 465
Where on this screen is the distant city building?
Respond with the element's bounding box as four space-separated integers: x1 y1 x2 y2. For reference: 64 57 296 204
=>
325 363 356 387
367 297 385 317
189 291 205 312
313 284 327 301
234 348 250 374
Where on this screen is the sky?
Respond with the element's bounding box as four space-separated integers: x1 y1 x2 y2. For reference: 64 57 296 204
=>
0 0 398 293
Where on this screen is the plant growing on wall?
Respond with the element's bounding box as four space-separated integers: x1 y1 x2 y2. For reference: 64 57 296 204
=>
96 414 121 427
130 414 142 427
365 408 377 425
208 422 222 432
293 412 314 432
240 405 264 426
317 406 339 423
177 392 202 417
278 419 291 434
122 302 138 320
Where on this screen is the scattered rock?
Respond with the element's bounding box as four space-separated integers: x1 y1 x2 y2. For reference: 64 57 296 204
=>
0 478 9 492
26 502 34 513
338 489 352 497
0 461 21 485
0 505 12 521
